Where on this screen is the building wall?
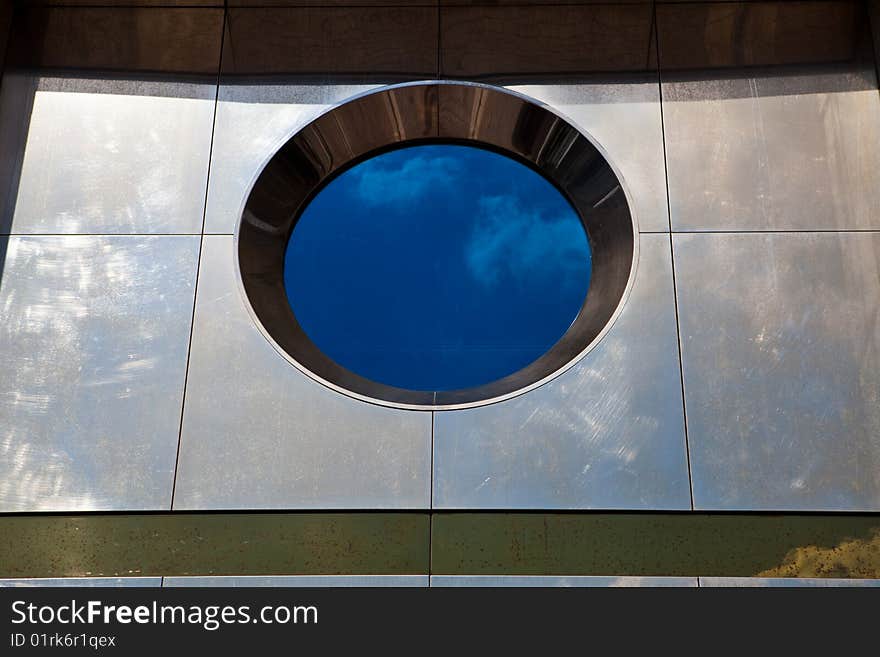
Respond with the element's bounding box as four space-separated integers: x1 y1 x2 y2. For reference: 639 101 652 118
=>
0 0 879 583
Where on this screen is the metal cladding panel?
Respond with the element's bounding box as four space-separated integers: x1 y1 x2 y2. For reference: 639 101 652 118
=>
699 578 880 588
164 576 428 587
0 578 161 587
674 233 880 511
204 5 440 235
0 6 222 235
432 234 690 510
430 576 697 587
204 83 381 235
0 236 199 512
173 235 432 510
659 1 880 232
0 77 216 235
507 79 669 233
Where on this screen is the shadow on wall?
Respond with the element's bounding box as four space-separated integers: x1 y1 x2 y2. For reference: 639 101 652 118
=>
0 6 225 236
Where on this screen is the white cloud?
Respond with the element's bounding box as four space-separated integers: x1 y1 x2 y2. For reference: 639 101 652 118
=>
353 154 461 206
465 195 589 287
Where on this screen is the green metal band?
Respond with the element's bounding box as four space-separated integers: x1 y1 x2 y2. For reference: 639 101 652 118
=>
431 513 880 578
0 512 878 579
0 513 429 578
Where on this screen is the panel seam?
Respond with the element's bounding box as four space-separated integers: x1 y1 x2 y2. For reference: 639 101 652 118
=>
169 7 227 511
654 2 696 511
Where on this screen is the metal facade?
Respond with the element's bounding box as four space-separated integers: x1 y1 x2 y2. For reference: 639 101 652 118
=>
0 0 878 584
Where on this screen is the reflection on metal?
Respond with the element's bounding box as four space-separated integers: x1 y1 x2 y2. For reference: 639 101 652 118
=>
174 236 431 510
431 576 696 588
238 82 637 409
430 513 880 578
0 578 161 588
205 84 380 235
0 236 199 512
164 576 427 587
659 1 880 232
675 233 880 511
0 512 876 579
0 76 216 234
433 234 689 509
754 530 880 579
508 78 669 233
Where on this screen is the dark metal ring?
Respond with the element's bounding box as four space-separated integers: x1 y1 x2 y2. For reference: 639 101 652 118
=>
237 82 637 409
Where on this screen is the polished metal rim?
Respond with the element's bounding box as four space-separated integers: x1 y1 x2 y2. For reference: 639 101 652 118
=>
236 81 639 410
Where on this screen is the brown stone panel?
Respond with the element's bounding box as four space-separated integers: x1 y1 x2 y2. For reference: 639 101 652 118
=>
222 7 438 78
657 1 866 71
7 7 224 75
440 4 655 79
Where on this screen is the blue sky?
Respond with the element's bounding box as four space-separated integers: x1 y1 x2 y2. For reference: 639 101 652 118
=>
284 144 592 392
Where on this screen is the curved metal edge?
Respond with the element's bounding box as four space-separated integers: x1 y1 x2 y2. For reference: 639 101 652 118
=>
232 80 641 412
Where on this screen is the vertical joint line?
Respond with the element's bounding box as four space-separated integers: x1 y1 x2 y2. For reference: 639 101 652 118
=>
654 3 695 511
170 8 227 511
428 411 435 581
436 4 441 81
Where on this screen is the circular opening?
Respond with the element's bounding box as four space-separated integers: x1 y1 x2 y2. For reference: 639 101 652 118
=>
283 143 593 392
238 82 637 409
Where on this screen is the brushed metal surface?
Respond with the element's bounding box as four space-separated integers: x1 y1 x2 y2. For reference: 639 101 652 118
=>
433 234 690 509
173 235 432 509
430 576 696 587
699 577 880 588
0 75 216 234
508 78 668 232
659 1 880 231
674 233 880 511
0 578 161 587
204 83 381 235
164 576 428 587
662 69 880 231
0 236 199 511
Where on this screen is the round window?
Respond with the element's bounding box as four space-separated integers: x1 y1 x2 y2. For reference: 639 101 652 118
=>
283 143 592 392
238 83 636 409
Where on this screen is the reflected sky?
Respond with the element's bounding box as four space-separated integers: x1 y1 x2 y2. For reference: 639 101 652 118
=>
284 144 592 391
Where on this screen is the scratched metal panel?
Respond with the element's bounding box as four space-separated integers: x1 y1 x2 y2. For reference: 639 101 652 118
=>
205 5 438 234
206 80 668 236
674 233 880 511
0 236 199 511
659 2 880 231
433 234 690 509
507 78 669 233
164 576 428 587
430 576 697 587
0 75 216 234
699 578 880 588
0 578 161 587
173 236 432 509
204 83 382 235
